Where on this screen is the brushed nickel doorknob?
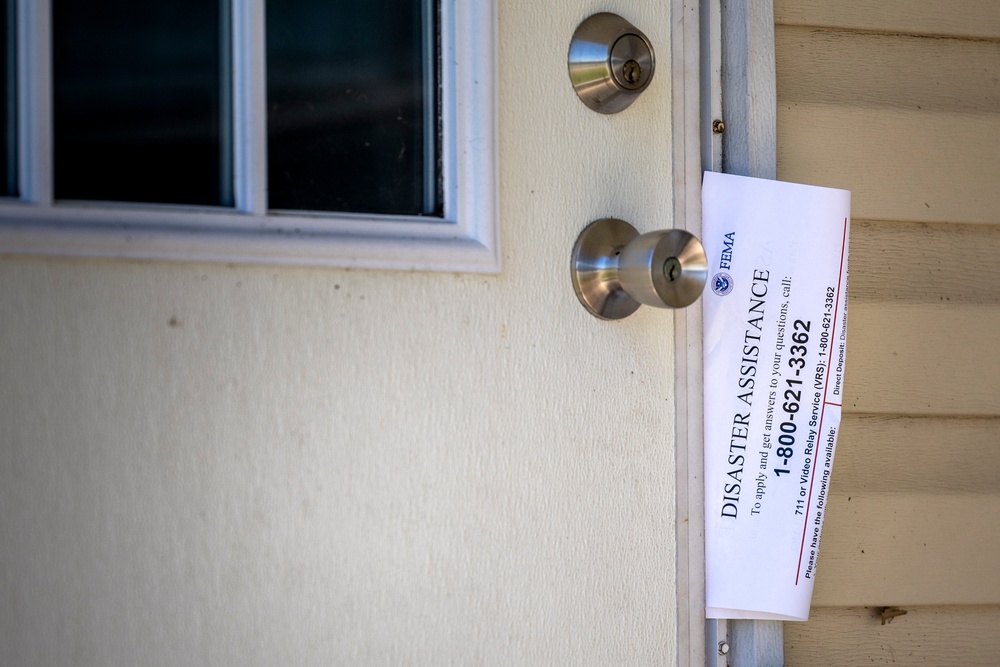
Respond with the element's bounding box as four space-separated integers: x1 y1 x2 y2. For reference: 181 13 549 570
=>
571 218 708 319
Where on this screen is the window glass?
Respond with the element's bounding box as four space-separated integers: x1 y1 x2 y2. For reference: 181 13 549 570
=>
1 0 15 197
52 0 230 206
266 0 439 215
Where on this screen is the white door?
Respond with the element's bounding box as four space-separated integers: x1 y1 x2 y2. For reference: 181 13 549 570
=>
0 0 703 664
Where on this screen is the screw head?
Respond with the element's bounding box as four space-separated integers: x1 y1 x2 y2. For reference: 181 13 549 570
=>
719 641 730 655
712 119 726 134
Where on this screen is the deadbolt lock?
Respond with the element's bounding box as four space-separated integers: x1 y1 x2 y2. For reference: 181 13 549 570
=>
568 13 655 114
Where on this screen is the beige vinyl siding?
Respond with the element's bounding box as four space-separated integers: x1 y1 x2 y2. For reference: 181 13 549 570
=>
775 0 1000 40
786 606 1000 665
775 1 1000 663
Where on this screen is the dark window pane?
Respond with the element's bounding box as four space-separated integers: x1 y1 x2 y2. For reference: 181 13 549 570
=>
1 0 15 197
53 0 229 206
267 0 438 215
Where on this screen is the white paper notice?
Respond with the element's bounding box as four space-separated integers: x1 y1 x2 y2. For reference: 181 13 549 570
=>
702 171 850 621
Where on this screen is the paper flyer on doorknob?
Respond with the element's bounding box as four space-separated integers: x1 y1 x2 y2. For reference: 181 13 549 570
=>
702 171 850 621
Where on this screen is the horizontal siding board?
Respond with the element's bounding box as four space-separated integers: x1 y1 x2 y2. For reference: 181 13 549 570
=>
775 0 1000 40
846 303 1000 415
835 415 1000 493
849 219 1000 305
778 103 1000 225
812 493 1000 606
777 26 1000 114
786 605 1000 665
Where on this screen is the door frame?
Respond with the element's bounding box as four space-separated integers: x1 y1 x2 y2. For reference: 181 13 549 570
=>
670 0 708 664
672 0 780 664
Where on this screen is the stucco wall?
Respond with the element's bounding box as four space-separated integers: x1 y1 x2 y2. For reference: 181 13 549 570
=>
0 1 681 664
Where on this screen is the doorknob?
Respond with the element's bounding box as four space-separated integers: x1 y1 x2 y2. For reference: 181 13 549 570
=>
568 13 655 114
571 218 708 320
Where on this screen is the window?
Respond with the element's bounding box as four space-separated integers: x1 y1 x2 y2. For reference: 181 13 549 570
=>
0 0 498 272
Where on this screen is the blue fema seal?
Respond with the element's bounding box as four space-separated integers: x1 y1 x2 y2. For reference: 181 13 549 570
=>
712 272 734 296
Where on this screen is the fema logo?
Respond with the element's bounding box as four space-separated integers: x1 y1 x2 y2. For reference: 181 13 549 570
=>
712 272 734 296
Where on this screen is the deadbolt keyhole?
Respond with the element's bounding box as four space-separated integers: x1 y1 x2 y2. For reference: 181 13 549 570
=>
622 60 641 85
609 33 653 92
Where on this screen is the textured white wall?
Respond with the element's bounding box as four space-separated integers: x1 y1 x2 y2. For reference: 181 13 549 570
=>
0 1 679 664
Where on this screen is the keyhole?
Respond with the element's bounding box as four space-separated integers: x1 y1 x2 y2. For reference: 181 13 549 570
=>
622 60 641 85
663 256 681 282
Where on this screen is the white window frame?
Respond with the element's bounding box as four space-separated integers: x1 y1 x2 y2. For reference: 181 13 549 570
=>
0 0 499 273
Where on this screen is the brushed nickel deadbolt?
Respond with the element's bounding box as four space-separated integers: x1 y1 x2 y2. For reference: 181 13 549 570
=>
568 13 655 114
571 218 708 320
